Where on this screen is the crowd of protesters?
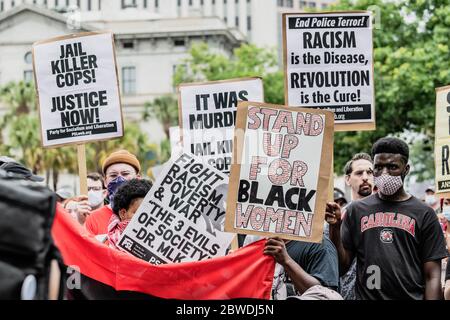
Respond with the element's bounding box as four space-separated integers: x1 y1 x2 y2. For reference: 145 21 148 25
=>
1 135 450 300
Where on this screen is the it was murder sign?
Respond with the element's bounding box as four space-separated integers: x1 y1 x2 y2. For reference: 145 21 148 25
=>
225 102 334 243
33 31 123 148
283 11 375 131
435 85 450 198
119 152 234 264
178 78 264 173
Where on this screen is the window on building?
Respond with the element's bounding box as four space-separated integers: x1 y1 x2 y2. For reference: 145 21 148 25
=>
174 39 185 47
24 52 33 64
308 2 316 7
286 0 293 7
143 0 147 8
121 0 136 8
24 71 33 83
155 0 159 11
87 0 91 10
189 0 192 5
55 0 59 7
77 0 80 8
200 0 204 5
123 41 134 49
44 0 48 7
99 0 101 10
223 0 227 23
277 0 283 6
235 16 239 27
65 0 69 7
11 0 15 7
122 67 136 95
0 2 4 12
247 15 251 30
300 0 306 8
321 3 327 9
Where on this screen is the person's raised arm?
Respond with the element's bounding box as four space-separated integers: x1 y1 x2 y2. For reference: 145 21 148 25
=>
264 238 320 294
326 202 354 276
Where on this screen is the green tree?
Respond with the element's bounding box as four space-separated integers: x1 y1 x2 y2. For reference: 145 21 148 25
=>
0 81 160 188
330 0 450 176
173 1 450 180
173 43 285 104
143 94 179 138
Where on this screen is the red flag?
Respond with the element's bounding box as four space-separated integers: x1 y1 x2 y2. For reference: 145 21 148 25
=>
51 204 275 300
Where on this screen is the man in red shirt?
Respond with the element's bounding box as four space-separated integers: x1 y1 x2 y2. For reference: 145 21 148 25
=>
85 150 141 236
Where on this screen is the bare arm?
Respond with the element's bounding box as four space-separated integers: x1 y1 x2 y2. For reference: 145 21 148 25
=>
326 202 354 276
423 260 443 300
444 279 450 300
264 238 320 294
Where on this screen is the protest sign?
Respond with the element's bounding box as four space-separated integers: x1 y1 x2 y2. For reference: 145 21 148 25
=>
435 85 450 198
225 102 334 243
119 152 234 264
33 31 123 148
283 11 375 131
178 78 264 173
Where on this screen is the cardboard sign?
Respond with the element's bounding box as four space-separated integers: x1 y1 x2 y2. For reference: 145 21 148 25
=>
119 152 234 264
225 102 334 243
283 11 375 131
435 85 450 198
33 31 123 148
178 78 264 173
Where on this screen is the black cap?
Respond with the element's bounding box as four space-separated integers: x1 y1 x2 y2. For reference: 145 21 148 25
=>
0 160 44 182
334 188 347 202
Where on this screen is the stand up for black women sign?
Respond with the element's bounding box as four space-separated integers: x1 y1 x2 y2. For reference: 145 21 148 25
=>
178 78 264 173
33 31 123 193
225 102 333 242
119 153 234 264
283 11 375 131
435 86 450 199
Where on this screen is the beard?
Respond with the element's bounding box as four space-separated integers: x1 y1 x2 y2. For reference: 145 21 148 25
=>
357 183 373 197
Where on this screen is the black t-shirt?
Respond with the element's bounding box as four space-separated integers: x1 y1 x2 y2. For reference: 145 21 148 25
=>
341 194 448 300
272 237 339 298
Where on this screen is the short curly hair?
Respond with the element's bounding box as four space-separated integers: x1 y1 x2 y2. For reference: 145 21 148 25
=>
372 137 409 163
112 179 152 215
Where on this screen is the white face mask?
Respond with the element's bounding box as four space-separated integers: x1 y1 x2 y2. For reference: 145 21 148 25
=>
442 206 450 221
88 190 104 208
374 174 403 196
425 195 437 206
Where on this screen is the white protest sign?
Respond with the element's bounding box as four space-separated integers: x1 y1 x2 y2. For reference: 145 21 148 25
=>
435 85 450 198
178 78 264 173
119 152 234 264
283 12 375 131
33 31 123 147
225 102 334 243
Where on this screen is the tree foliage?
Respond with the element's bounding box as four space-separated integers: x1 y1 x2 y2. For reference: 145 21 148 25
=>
173 0 450 179
0 81 159 188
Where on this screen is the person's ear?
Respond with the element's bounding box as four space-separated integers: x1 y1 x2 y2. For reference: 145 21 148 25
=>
119 208 127 221
102 189 107 198
344 174 351 186
404 164 410 177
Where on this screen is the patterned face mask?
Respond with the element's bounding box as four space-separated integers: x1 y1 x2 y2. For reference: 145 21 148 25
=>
374 174 403 196
107 176 127 208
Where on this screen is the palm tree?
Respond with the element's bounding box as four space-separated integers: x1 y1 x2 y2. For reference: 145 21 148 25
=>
143 94 179 139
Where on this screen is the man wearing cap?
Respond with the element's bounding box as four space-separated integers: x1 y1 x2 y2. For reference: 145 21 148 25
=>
85 150 141 236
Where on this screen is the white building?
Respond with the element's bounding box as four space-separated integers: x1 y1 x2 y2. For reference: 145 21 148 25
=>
0 0 335 144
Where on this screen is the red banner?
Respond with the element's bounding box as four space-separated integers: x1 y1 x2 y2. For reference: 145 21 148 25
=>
51 204 275 300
